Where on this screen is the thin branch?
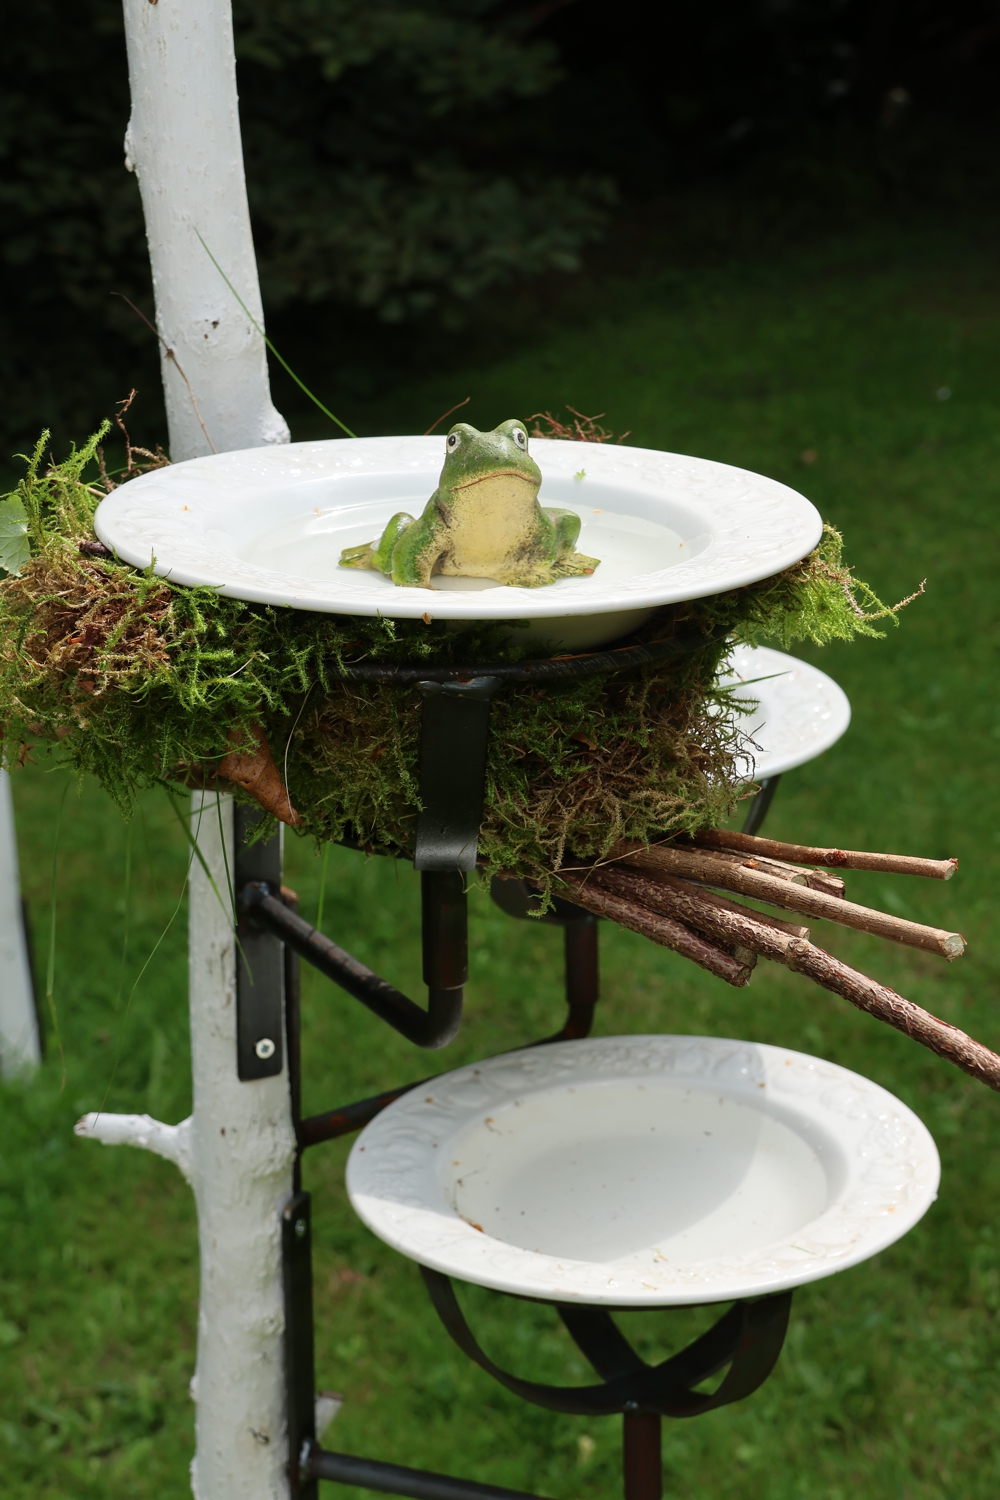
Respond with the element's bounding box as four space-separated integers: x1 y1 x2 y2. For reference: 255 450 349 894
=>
194 230 356 439
603 842 966 959
581 864 1000 1094
110 292 217 453
692 828 957 880
558 874 754 987
75 1112 194 1183
425 396 470 435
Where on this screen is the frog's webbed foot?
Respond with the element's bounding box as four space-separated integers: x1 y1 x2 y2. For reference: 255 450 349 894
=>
552 551 600 578
541 506 600 578
339 512 415 575
339 541 378 570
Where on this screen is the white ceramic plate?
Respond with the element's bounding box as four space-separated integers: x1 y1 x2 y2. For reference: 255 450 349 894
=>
347 1036 939 1307
720 645 851 781
94 436 822 648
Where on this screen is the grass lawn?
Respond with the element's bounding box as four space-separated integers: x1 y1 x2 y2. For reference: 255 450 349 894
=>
2 217 1000 1498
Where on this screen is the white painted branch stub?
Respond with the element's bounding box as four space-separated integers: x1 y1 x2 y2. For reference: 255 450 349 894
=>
121 0 289 461
75 1111 193 1182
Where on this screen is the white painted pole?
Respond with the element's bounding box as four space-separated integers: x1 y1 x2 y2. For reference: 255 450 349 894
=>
0 769 40 1078
77 5 302 1494
79 796 298 1499
121 0 289 459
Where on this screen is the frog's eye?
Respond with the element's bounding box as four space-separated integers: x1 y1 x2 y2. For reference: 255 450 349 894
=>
446 432 460 451
512 427 527 449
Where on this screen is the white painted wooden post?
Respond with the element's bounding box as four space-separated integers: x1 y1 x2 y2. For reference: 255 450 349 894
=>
77 5 304 1495
121 0 289 459
78 797 298 1497
0 769 40 1078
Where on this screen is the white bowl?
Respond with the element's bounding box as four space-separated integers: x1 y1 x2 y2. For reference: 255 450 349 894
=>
347 1036 938 1307
721 645 851 780
94 436 822 650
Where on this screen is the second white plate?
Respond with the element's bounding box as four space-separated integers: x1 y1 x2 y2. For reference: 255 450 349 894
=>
347 1036 939 1307
720 645 851 780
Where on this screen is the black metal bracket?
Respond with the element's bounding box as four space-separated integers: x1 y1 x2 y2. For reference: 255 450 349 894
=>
422 1269 792 1421
282 1187 546 1500
327 622 731 685
281 1184 791 1500
294 882 600 1150
238 880 463 1051
419 1268 792 1500
742 773 782 835
235 624 730 1082
303 1447 544 1500
283 1191 318 1500
415 676 500 872
238 677 495 1070
235 806 285 1081
488 877 599 1043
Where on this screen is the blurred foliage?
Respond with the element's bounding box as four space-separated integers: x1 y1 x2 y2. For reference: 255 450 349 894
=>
234 0 613 319
546 0 1000 198
2 0 1000 463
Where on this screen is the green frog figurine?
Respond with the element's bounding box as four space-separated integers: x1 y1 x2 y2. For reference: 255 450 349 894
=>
339 419 599 588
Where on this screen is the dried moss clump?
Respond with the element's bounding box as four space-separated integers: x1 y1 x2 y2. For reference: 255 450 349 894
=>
0 426 912 879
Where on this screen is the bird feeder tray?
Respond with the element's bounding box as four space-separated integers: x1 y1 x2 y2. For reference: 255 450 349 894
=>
346 1034 939 1308
93 435 822 650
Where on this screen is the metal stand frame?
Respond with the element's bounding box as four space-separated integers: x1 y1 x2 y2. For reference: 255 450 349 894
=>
232 634 786 1500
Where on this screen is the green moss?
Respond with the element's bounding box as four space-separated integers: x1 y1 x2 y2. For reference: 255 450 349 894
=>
0 428 909 879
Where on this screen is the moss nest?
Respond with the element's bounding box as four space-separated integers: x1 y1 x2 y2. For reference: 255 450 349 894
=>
0 425 912 881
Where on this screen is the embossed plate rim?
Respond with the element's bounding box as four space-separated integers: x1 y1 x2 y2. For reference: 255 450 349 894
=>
346 1035 939 1306
721 645 851 780
93 436 823 620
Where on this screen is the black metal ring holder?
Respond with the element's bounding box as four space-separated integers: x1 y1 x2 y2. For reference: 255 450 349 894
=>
233 624 785 1500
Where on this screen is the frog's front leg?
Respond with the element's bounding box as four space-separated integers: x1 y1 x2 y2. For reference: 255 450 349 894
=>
388 502 449 588
543 507 600 578
340 511 415 574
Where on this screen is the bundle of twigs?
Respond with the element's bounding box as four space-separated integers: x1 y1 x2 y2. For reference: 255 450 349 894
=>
555 829 1000 1093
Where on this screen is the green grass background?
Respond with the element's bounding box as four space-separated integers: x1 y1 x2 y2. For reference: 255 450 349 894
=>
3 219 1000 1498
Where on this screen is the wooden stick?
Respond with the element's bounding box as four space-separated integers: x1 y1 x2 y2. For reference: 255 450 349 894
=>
699 846 845 897
557 877 754 988
692 828 957 881
786 945 1000 1092
591 864 798 954
701 849 808 886
622 872 811 940
604 842 966 959
582 865 1000 1094
802 869 846 898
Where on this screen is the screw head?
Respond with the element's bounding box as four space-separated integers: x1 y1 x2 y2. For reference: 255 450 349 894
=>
294 1218 307 1240
255 1037 276 1060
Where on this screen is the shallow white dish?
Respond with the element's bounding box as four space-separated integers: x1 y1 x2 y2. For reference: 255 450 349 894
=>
94 436 822 650
720 645 851 781
347 1036 938 1307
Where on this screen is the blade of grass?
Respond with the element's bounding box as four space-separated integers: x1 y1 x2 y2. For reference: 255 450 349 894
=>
165 785 253 981
195 231 357 439
114 818 133 1012
165 787 235 927
45 778 71 1090
316 842 331 933
214 788 238 925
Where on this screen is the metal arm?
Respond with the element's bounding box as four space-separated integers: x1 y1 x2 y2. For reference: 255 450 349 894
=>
238 875 463 1051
